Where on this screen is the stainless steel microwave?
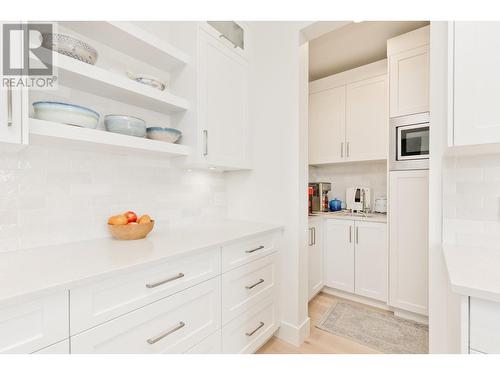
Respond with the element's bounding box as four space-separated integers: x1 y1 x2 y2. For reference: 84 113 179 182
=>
389 112 429 171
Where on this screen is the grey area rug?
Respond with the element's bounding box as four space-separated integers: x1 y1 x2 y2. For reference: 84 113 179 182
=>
316 301 429 354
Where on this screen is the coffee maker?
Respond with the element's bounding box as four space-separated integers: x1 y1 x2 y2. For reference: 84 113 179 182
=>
309 182 331 212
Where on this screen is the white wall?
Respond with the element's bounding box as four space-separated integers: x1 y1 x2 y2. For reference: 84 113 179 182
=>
309 161 387 209
428 21 461 354
0 144 226 252
225 21 310 346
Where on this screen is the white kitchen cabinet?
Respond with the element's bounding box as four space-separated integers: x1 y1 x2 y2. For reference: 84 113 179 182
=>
308 86 346 164
71 278 221 354
0 22 27 145
185 330 221 354
324 219 355 293
387 25 430 118
451 22 500 146
0 292 69 354
469 298 500 354
354 221 388 302
345 75 388 161
198 27 250 170
389 170 429 316
308 216 324 300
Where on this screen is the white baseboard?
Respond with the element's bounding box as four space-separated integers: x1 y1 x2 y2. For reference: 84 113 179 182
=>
275 317 310 347
321 287 429 325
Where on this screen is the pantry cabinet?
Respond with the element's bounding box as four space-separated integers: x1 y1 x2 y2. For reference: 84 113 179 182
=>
308 87 346 164
387 25 430 118
345 75 387 162
198 26 250 170
389 170 429 316
0 22 28 145
451 22 500 146
324 218 387 302
308 216 324 300
308 60 387 165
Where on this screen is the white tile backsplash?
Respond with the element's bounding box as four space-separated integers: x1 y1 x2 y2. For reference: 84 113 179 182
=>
443 153 500 245
0 144 227 252
309 160 387 209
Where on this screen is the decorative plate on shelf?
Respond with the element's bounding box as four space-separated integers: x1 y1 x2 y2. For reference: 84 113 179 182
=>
126 72 167 91
42 33 98 65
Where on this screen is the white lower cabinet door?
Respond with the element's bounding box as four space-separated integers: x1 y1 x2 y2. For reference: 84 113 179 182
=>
324 219 355 293
185 330 221 354
222 254 276 325
308 217 323 300
470 298 500 354
389 170 429 315
32 339 70 354
221 296 277 354
0 291 69 354
354 221 388 302
70 278 221 354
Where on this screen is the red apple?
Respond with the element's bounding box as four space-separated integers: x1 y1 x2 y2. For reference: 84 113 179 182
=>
123 211 137 223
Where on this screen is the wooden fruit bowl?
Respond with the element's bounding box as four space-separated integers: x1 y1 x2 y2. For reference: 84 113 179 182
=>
108 221 154 240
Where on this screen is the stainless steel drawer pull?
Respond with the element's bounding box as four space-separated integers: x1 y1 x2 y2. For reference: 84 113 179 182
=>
146 273 185 288
246 321 265 336
341 142 344 158
245 278 264 290
7 86 13 126
245 245 265 254
147 321 185 344
203 130 208 156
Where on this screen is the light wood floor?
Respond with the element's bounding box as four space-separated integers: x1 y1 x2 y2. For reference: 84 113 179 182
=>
257 292 383 354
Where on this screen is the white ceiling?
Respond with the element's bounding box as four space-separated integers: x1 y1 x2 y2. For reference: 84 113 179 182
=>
309 21 429 81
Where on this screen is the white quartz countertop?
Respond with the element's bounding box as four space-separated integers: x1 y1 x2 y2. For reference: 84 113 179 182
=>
309 211 387 223
443 244 500 302
0 220 282 304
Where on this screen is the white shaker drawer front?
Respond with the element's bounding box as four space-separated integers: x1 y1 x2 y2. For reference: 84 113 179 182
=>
71 277 221 354
470 298 500 354
185 330 221 353
32 339 70 354
222 254 276 325
0 291 69 354
221 233 276 272
221 296 277 354
70 247 220 334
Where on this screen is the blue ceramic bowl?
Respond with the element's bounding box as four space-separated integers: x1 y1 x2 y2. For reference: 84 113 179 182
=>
146 127 182 143
104 115 146 137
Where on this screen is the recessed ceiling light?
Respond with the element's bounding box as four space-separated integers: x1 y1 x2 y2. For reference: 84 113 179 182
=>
209 166 216 170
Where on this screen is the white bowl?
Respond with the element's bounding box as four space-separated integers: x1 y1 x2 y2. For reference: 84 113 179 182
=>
33 101 100 128
104 115 146 137
146 127 182 143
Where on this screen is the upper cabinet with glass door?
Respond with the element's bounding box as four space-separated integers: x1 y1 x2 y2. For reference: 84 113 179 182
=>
202 21 249 60
0 22 28 146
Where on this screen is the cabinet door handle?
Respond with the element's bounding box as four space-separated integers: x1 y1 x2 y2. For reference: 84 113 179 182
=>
146 273 185 288
341 142 344 158
308 228 312 246
245 245 265 254
312 227 316 245
245 278 265 290
7 86 13 126
245 321 265 336
356 227 359 244
349 226 352 243
203 130 208 156
346 142 350 158
147 321 185 344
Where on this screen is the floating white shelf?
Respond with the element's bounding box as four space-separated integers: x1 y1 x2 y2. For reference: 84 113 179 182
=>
29 118 190 157
42 53 189 115
59 21 189 71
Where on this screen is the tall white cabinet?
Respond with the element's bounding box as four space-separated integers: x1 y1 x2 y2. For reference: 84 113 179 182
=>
388 170 429 316
308 216 324 300
451 22 500 146
324 218 387 303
